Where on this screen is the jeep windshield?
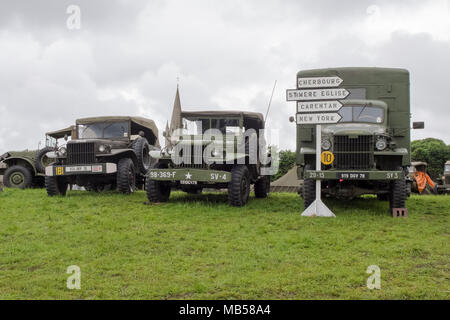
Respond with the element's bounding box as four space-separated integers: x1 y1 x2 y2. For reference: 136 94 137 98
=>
182 117 242 135
78 122 129 139
338 105 384 124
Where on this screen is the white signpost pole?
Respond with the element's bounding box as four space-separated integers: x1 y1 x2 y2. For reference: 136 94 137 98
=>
301 124 336 217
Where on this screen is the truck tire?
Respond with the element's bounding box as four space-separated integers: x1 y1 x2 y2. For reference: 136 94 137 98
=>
35 147 54 173
4 165 33 189
389 168 406 209
146 163 171 202
254 176 270 198
302 164 316 209
228 165 251 206
132 137 151 174
117 158 136 194
45 176 68 196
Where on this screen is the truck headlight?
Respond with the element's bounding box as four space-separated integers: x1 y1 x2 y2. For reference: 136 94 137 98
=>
99 145 106 152
56 147 67 158
321 139 331 150
375 138 387 151
212 148 221 157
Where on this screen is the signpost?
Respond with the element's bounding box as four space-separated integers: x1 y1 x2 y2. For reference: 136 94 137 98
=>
286 88 349 101
286 75 344 218
297 100 343 113
297 76 343 88
296 113 342 125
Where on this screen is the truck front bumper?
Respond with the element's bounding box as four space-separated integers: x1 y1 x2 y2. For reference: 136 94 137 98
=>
148 168 231 183
45 163 117 177
305 170 403 180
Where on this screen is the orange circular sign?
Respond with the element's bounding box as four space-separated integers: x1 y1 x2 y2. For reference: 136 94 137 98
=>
321 151 335 165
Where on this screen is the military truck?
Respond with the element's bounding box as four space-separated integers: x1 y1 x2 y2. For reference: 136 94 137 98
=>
437 160 450 194
0 126 75 189
44 116 159 196
146 110 271 206
293 67 423 210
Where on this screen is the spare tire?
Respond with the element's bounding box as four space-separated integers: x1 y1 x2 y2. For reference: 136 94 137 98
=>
35 147 55 173
132 137 151 174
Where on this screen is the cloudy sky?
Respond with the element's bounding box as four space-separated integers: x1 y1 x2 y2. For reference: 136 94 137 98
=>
0 0 449 152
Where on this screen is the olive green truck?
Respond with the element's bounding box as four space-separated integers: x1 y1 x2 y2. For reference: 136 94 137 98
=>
294 67 423 211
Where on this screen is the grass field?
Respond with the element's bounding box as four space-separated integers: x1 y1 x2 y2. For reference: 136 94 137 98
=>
0 188 448 299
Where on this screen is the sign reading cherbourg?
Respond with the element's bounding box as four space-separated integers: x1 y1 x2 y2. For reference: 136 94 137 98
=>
297 76 343 88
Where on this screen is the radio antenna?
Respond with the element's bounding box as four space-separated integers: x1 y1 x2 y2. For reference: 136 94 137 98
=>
265 80 277 124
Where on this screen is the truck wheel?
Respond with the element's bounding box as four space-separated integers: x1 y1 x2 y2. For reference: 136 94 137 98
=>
389 168 406 209
45 176 68 196
132 137 151 174
254 176 270 198
117 158 136 194
228 165 250 206
35 147 54 173
146 162 171 202
4 165 33 189
146 180 171 202
302 164 316 209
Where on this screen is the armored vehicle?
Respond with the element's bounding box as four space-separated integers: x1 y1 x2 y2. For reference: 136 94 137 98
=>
295 67 423 210
146 110 271 206
45 116 159 196
0 126 75 189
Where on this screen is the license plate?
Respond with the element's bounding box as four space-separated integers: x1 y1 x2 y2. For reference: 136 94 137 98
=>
337 172 367 179
180 180 197 185
66 166 92 173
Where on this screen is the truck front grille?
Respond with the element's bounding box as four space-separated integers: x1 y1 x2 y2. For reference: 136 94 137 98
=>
174 144 208 169
67 142 95 164
333 135 373 170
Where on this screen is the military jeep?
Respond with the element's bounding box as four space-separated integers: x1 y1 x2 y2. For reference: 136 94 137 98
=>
0 126 75 189
146 110 272 206
295 67 423 210
44 116 159 196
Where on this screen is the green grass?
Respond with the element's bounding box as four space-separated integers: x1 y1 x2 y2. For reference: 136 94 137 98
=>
0 188 448 299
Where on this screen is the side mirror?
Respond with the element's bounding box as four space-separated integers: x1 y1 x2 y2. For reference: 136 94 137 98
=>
289 116 295 123
413 122 424 129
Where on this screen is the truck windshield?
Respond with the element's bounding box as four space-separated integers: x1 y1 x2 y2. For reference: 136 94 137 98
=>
182 118 241 135
338 106 383 124
445 165 450 172
78 122 129 139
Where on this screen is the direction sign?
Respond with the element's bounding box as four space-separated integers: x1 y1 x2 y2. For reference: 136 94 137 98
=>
297 100 343 113
296 112 342 125
286 88 350 101
297 76 343 88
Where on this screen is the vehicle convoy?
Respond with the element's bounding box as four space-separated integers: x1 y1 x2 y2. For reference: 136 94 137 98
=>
44 116 159 196
146 110 272 206
294 67 423 210
0 126 75 189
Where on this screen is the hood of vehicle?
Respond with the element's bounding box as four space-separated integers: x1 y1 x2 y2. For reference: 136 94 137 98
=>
68 139 129 149
322 123 386 136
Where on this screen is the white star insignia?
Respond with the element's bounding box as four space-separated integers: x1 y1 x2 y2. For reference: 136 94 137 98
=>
185 172 192 180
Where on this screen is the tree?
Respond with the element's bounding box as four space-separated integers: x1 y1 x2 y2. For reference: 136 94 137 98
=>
411 138 450 179
271 149 296 182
